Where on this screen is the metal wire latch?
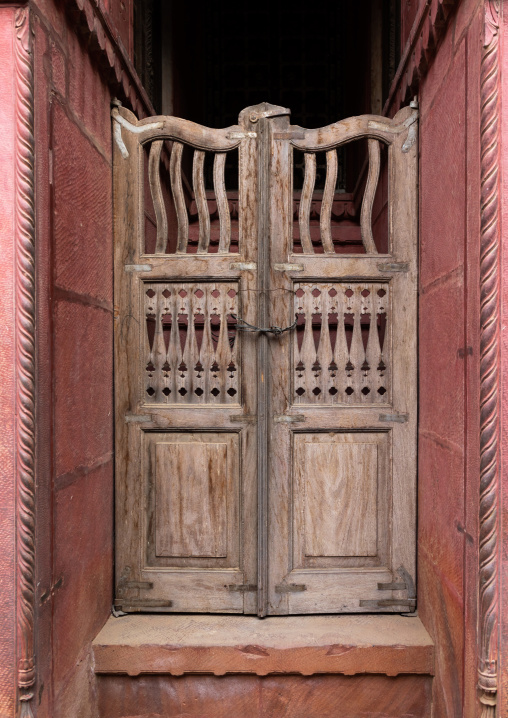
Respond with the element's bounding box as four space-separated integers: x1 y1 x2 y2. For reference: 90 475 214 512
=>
232 314 297 336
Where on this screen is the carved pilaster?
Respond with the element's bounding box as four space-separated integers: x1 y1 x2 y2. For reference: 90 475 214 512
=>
479 1 501 715
14 6 36 718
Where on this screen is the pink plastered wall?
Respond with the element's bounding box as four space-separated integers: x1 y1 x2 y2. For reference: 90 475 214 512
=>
417 1 483 715
31 1 124 715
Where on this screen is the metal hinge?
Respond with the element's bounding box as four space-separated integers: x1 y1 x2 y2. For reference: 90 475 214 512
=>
274 414 305 424
114 599 173 611
275 583 307 593
227 584 257 592
359 599 416 609
360 565 416 611
125 264 153 272
377 261 409 273
273 130 306 140
273 263 304 272
230 261 256 271
227 131 257 139
379 412 409 423
125 413 152 423
122 581 154 590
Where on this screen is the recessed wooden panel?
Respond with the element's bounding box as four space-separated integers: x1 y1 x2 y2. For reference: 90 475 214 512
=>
292 432 389 574
302 442 378 557
155 441 228 558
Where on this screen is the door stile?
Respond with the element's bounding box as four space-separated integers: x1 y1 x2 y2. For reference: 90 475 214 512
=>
264 115 295 614
256 116 270 617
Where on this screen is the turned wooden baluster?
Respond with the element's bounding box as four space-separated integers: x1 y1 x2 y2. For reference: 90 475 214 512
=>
375 285 390 402
191 288 206 404
159 283 173 403
224 285 239 402
333 286 348 404
293 286 306 404
360 285 374 403
144 284 157 400
316 286 333 403
152 284 168 403
208 284 222 404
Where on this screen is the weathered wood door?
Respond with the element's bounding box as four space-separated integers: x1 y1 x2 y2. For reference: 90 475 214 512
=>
112 101 418 616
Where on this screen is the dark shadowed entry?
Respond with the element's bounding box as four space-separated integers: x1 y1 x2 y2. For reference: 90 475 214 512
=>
112 100 417 617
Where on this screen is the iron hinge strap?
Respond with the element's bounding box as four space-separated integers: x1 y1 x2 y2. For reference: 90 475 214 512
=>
114 599 173 608
227 583 307 593
359 599 416 609
275 583 307 593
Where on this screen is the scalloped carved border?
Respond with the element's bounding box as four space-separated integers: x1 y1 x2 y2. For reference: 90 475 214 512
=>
65 0 154 118
384 0 460 114
14 6 36 718
478 3 501 715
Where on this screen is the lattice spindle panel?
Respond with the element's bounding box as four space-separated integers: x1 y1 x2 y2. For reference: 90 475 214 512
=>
143 282 240 404
293 282 390 405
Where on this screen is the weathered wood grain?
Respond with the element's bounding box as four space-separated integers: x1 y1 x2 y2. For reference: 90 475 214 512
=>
114 103 417 615
155 441 228 557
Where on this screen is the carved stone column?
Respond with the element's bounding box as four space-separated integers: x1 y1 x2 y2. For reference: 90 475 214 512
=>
479 1 501 715
14 6 36 718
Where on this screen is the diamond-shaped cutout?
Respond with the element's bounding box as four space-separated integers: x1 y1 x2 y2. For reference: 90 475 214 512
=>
345 386 354 395
296 387 305 396
178 387 187 396
146 387 155 396
329 387 338 395
378 386 387 395
146 288 155 298
361 387 370 395
162 387 171 396
211 388 220 397
311 288 321 297
312 387 321 396
162 289 171 298
195 387 204 396
227 388 237 397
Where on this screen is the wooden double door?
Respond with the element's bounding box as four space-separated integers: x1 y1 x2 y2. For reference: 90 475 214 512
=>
113 102 418 616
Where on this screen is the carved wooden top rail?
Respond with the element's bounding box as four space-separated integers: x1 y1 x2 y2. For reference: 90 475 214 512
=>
112 104 417 151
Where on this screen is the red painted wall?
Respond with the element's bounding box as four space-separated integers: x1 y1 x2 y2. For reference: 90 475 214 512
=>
0 9 20 717
401 0 422 48
32 2 118 715
417 1 482 715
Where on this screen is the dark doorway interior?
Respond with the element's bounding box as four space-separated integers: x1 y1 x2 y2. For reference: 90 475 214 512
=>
135 1 400 130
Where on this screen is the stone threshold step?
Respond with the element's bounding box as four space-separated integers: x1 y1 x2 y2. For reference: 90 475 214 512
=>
93 614 434 677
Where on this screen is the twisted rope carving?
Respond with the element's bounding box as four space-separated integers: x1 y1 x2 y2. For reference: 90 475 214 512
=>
479 2 500 715
14 7 36 718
